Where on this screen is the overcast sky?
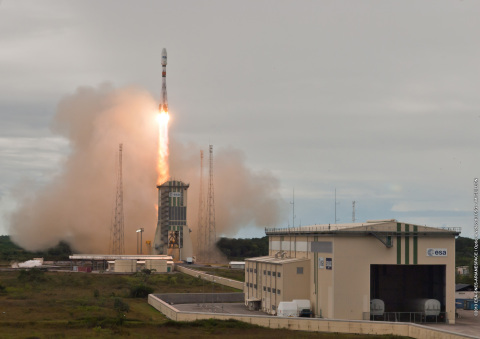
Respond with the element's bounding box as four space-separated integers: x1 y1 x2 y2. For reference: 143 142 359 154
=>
1 0 479 240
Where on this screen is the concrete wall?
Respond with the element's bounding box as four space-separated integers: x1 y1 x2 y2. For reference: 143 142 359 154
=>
176 265 244 291
145 259 167 272
114 259 136 272
148 294 474 339
153 293 244 305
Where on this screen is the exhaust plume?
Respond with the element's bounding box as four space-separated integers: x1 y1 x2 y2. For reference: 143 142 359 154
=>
8 85 285 254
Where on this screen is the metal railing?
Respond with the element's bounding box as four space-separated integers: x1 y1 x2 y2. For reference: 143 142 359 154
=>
362 312 447 323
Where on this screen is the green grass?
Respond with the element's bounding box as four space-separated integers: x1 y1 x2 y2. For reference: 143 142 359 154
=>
0 270 411 338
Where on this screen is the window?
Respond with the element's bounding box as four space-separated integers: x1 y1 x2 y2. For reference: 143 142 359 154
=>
268 271 271 276
263 286 266 291
254 269 257 273
277 289 281 295
263 270 266 275
278 272 281 278
297 267 303 274
267 287 271 292
272 305 276 310
249 283 253 288
249 268 253 272
272 272 276 277
272 288 276 293
254 284 257 289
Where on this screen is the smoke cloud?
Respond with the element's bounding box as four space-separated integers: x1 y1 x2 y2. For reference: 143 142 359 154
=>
8 85 286 254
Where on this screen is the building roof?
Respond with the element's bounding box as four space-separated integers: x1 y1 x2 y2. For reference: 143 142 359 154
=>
245 255 310 264
265 219 461 237
69 254 173 260
157 180 189 189
456 283 474 291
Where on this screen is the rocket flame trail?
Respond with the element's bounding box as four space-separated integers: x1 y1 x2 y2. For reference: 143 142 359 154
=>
157 109 169 185
157 47 170 185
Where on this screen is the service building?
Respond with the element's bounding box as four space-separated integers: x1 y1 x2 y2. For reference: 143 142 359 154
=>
245 219 460 324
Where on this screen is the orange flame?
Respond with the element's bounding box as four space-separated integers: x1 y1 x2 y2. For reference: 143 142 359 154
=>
157 109 169 185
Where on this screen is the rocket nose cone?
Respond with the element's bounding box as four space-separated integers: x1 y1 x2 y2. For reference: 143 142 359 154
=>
161 48 167 66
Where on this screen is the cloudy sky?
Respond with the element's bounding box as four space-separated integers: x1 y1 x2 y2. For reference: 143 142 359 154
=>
1 0 479 242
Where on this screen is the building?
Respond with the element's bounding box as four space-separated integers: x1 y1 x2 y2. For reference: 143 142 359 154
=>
229 261 246 269
153 180 193 261
69 254 174 272
245 219 460 324
456 266 470 275
455 284 475 309
245 256 310 314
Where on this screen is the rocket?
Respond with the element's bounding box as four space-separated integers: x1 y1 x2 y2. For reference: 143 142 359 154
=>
160 48 168 112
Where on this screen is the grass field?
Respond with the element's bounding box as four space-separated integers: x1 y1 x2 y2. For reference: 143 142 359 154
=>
0 269 410 338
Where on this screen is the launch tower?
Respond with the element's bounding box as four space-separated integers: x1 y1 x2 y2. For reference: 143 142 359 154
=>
153 180 193 260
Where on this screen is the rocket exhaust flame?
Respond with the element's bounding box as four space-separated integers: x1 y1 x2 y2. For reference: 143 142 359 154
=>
157 109 169 185
157 47 170 185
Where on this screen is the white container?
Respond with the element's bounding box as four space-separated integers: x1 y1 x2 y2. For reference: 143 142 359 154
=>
277 301 298 317
293 299 311 311
370 299 385 316
410 298 441 316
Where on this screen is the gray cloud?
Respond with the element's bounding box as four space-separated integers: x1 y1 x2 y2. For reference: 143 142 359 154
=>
1 1 480 239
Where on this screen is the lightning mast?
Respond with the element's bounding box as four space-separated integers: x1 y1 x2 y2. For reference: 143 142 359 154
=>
197 150 206 261
111 144 125 254
206 145 216 261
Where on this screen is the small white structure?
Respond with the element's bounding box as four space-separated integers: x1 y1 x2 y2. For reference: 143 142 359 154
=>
370 299 385 316
229 261 245 269
456 266 469 275
410 298 441 316
277 301 298 317
13 258 44 268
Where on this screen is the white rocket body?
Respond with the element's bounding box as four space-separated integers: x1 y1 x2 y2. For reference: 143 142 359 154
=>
160 48 168 112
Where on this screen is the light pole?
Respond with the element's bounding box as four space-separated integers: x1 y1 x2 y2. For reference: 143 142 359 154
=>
136 228 144 254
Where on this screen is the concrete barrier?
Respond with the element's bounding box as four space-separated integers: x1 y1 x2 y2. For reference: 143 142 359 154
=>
154 292 244 305
175 266 244 291
148 294 476 339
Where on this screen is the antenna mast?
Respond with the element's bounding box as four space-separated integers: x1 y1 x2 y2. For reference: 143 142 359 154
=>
352 201 356 223
290 188 295 228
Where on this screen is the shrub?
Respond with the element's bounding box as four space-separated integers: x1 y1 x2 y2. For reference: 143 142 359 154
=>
129 284 153 298
113 298 130 313
17 268 46 283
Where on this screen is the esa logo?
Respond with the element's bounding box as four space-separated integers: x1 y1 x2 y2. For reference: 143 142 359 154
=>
426 248 447 257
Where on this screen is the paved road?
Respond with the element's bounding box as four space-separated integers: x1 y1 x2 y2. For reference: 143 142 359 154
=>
425 309 479 338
